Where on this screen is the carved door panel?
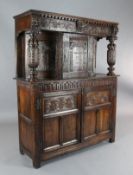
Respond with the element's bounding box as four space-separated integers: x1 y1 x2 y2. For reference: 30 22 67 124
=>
63 33 97 78
42 90 81 151
83 86 112 140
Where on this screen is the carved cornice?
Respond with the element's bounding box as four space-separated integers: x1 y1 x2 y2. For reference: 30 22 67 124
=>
14 10 118 26
14 10 118 37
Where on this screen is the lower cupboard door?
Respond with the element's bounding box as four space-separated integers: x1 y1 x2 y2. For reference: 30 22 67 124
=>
43 113 80 151
83 107 111 140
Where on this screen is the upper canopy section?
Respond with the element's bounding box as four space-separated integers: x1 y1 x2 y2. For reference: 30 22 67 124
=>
14 9 118 39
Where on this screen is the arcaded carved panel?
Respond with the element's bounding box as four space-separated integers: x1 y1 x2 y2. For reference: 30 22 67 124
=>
43 95 76 114
85 91 110 107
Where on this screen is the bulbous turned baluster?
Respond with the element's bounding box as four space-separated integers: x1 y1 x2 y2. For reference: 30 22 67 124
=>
107 37 116 76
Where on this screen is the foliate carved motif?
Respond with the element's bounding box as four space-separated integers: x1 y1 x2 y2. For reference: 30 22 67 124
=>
85 91 109 106
45 95 75 114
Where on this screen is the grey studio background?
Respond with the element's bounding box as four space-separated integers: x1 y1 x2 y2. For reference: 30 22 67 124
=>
0 0 133 175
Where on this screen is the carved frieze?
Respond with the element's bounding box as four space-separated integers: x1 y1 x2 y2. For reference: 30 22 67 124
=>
44 95 75 114
33 78 115 92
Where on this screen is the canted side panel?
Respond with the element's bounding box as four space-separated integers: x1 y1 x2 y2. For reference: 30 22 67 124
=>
83 111 96 138
43 117 60 148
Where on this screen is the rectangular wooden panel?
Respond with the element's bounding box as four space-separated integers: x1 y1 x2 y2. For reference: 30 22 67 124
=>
20 117 33 152
84 90 110 107
63 33 97 78
19 86 31 118
97 107 111 132
63 114 79 144
43 117 60 148
83 111 96 139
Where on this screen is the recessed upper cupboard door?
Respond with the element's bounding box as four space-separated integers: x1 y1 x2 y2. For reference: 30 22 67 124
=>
63 33 97 78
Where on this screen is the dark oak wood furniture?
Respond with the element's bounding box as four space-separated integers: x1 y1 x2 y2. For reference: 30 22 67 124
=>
14 10 118 168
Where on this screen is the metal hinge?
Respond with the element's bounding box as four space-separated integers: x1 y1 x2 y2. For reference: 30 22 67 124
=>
35 97 41 111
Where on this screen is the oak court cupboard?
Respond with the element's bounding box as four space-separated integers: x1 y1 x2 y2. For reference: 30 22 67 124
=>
14 10 118 168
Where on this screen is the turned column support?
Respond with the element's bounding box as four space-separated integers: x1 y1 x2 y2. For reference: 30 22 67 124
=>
106 36 117 76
